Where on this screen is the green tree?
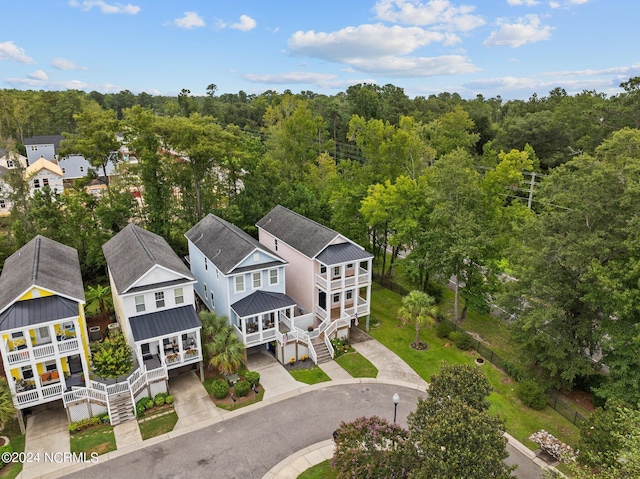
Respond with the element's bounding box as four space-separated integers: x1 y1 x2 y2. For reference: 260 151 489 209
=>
397 290 438 348
0 378 16 427
428 363 492 412
91 330 133 380
59 102 121 188
85 285 114 316
200 311 244 375
425 105 480 157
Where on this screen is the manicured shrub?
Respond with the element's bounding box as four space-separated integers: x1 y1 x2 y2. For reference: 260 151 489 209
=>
68 416 103 433
449 331 474 350
165 395 174 405
234 380 251 397
144 397 154 410
211 379 229 399
516 379 548 410
136 403 146 417
245 371 260 387
0 445 13 466
155 395 165 407
435 322 454 339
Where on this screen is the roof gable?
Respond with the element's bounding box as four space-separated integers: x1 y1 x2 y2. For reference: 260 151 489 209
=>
23 135 64 149
25 157 63 177
103 224 193 294
0 235 85 314
256 205 339 258
185 214 285 275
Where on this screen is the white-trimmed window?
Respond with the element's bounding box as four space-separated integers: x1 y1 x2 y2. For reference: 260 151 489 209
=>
135 295 145 312
235 275 245 293
333 293 340 304
320 265 326 274
252 272 261 289
347 263 353 270
274 239 278 251
155 291 165 308
45 360 57 372
11 331 24 340
346 290 353 300
21 366 33 380
210 291 215 308
204 257 208 271
43 178 49 187
33 179 40 188
334 266 340 277
174 288 184 304
269 269 278 285
204 283 208 296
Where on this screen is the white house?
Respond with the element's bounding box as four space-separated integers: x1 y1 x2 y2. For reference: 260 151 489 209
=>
102 224 203 377
25 158 64 196
0 166 12 216
0 149 27 169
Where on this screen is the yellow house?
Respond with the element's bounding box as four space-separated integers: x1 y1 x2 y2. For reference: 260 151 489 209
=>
0 236 91 411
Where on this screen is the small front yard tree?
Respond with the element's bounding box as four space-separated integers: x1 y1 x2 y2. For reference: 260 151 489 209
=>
200 311 244 375
397 290 437 349
428 363 492 412
85 284 114 316
91 330 133 381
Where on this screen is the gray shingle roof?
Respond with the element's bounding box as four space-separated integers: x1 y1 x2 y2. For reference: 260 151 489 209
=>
23 135 64 150
185 214 285 275
0 295 78 331
316 242 373 266
0 235 85 314
130 305 201 341
256 205 339 259
102 224 194 295
231 290 296 318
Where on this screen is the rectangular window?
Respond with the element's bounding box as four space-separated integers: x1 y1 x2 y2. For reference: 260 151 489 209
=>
45 360 57 372
253 253 259 261
347 263 353 269
204 283 207 296
210 291 215 308
274 239 278 251
252 271 261 289
204 257 208 271
334 266 340 277
22 366 33 380
7 160 14 168
235 275 245 293
346 290 353 300
333 293 340 303
269 269 278 285
174 288 184 304
43 178 49 187
33 179 40 188
11 331 24 340
320 265 326 274
155 291 165 308
135 295 145 312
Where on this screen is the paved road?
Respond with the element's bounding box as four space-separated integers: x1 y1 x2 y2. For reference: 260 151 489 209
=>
64 383 541 479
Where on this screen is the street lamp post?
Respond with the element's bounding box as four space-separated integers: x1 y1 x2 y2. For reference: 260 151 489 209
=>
393 393 400 423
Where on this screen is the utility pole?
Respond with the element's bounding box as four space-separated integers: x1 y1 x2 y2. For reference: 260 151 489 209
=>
527 172 536 209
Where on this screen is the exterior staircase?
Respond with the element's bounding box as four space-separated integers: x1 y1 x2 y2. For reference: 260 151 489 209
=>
108 391 135 425
311 336 332 364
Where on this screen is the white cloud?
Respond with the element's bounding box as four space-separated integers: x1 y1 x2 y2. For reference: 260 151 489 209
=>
289 24 453 63
28 70 48 81
374 0 485 31
244 72 337 84
68 0 140 15
230 15 257 32
549 1 560 7
51 57 87 71
0 41 34 64
569 0 590 4
170 12 205 29
507 0 539 5
483 14 553 48
349 54 479 76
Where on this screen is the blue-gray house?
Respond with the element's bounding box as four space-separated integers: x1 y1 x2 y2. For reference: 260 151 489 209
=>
185 214 297 349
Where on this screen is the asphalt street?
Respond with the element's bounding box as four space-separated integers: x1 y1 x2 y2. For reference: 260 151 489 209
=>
63 383 542 479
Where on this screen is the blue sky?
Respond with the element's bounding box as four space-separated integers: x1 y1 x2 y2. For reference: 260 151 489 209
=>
1 0 638 100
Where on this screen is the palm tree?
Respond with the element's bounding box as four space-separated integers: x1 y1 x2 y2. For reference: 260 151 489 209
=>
0 378 16 428
206 331 244 375
398 290 438 348
199 311 229 344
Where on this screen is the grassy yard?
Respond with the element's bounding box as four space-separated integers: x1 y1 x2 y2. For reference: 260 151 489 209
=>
335 352 378 378
138 410 178 440
69 424 116 456
298 459 336 479
289 366 331 384
0 418 25 479
368 283 580 449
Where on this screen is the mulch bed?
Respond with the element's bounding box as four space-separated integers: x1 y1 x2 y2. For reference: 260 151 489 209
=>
284 359 315 371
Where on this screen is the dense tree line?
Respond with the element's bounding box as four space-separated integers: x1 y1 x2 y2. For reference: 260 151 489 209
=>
1 79 640 407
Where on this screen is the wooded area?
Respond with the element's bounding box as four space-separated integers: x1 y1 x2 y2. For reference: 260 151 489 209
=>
1 80 640 406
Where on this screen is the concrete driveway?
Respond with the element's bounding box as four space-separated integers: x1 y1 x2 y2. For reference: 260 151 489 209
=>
22 401 70 478
247 350 307 399
169 370 222 429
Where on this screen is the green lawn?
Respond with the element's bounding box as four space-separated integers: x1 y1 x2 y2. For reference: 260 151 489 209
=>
69 424 116 456
0 418 25 479
335 352 378 378
297 459 336 479
138 411 178 440
367 283 580 449
289 366 331 384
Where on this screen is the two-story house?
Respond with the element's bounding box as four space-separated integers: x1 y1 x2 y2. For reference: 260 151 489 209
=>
102 224 203 377
257 205 373 334
0 236 91 417
185 214 297 350
24 157 64 197
0 166 12 217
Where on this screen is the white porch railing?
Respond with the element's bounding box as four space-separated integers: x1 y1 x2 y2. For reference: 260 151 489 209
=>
5 337 80 365
42 383 63 399
7 348 30 365
33 343 56 359
15 389 40 406
58 338 80 353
